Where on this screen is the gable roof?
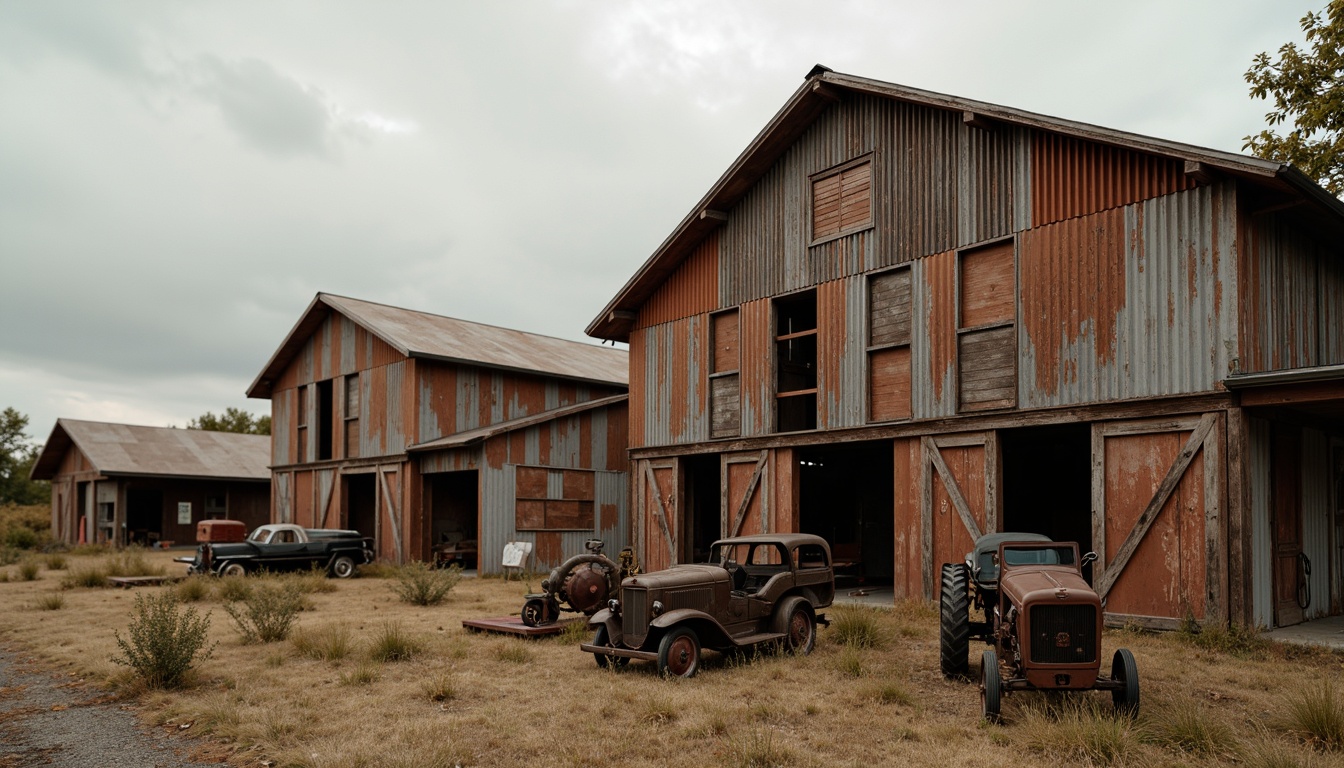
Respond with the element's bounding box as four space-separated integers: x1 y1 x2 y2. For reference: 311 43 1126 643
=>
30 419 270 482
586 65 1344 342
407 393 628 452
248 293 628 399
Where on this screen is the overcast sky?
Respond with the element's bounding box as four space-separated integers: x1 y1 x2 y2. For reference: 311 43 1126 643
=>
0 0 1312 447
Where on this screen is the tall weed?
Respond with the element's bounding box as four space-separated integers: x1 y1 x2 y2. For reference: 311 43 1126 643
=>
111 592 214 688
1279 680 1344 750
827 604 887 649
224 581 304 643
389 561 462 606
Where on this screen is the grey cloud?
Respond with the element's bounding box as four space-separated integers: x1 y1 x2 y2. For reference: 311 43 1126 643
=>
194 56 334 158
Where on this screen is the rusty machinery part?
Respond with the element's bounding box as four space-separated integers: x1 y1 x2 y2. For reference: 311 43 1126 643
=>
618 547 639 577
521 596 561 627
565 565 611 614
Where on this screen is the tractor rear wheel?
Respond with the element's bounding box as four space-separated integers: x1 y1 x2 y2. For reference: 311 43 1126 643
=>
939 563 970 678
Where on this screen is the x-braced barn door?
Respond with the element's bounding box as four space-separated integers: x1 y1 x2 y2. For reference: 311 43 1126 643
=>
922 433 999 599
722 451 770 540
639 459 679 571
1091 414 1224 627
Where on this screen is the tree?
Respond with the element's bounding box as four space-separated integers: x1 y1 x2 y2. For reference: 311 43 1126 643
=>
187 407 271 436
1244 1 1344 195
0 407 50 505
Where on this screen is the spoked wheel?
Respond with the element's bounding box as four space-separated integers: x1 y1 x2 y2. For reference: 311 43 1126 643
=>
939 563 970 678
980 649 1002 723
592 625 628 669
773 596 817 655
657 627 700 678
1111 648 1140 717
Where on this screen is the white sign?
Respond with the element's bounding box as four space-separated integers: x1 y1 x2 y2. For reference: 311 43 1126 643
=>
501 541 532 568
177 502 192 525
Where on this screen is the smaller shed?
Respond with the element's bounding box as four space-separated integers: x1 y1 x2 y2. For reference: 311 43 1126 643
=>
30 419 271 547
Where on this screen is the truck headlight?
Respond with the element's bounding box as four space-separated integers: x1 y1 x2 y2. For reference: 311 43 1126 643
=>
608 598 621 614
652 600 664 616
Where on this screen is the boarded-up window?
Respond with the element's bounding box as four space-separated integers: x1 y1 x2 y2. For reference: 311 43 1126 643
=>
868 268 913 421
811 157 873 243
958 241 1017 411
710 309 741 438
296 385 308 464
515 466 595 531
344 375 360 459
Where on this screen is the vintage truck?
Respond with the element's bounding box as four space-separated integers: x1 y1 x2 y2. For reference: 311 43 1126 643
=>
939 532 1139 721
580 533 835 677
177 523 374 578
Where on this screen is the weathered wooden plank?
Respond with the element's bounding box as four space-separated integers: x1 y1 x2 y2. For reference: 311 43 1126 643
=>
644 463 676 566
1096 414 1215 598
960 241 1015 327
711 374 741 438
729 453 768 537
927 439 983 543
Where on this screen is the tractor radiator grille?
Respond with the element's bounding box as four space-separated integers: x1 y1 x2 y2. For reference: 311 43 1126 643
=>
622 588 649 639
1029 605 1097 664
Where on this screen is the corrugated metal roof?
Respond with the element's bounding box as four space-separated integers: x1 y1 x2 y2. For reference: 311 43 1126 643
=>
248 293 629 398
407 394 628 452
30 419 271 481
586 64 1344 342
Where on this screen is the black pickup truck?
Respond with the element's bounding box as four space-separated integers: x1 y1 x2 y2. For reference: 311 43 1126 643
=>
177 523 374 578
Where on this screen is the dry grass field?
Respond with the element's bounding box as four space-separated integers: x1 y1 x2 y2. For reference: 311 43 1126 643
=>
1 548 1343 768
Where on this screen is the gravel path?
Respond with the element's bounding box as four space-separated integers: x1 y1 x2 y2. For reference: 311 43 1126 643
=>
0 646 230 768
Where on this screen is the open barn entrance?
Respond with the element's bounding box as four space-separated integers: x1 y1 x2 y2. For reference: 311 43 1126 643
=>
126 488 163 546
427 471 478 568
1001 423 1092 563
344 473 377 544
799 441 893 586
681 455 721 563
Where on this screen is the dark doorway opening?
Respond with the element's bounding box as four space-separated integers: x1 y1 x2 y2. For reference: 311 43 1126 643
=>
798 441 894 586
682 455 721 563
427 471 478 568
1001 424 1093 565
126 488 163 546
316 379 334 460
345 474 377 546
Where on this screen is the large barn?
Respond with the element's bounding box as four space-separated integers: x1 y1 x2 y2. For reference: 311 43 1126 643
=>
247 293 630 572
31 419 271 547
587 66 1344 631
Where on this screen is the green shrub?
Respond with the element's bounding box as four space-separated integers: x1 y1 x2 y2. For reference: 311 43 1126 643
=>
367 621 423 662
389 561 462 606
1280 680 1344 751
0 546 20 566
223 581 304 643
62 565 108 589
5 526 40 550
17 559 39 581
111 592 214 688
828 604 887 649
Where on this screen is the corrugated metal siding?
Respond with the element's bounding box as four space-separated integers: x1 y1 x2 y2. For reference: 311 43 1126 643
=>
1302 427 1332 620
889 102 960 265
636 317 708 447
740 299 773 436
1019 184 1235 407
957 124 1029 245
1249 417 1273 628
1322 253 1344 365
1243 212 1324 372
913 251 958 419
272 390 292 465
1031 132 1196 228
817 276 866 429
639 233 719 328
628 331 646 447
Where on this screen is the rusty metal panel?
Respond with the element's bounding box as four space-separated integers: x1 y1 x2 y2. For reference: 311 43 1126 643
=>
911 251 958 419
816 276 865 429
636 316 708 447
1020 184 1236 407
478 463 512 572
1243 212 1324 372
958 124 1027 245
638 233 719 329
272 390 292 466
1302 427 1332 620
1031 132 1196 228
1249 417 1273 628
739 298 773 436
1323 254 1344 365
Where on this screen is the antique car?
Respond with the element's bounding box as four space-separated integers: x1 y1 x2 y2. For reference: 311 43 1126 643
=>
939 532 1139 721
580 533 834 677
520 538 639 626
177 523 374 579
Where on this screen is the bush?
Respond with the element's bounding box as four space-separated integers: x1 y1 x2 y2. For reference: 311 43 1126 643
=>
223 581 304 643
215 575 253 602
6 526 40 550
174 576 212 602
367 621 423 662
111 592 214 689
62 565 108 589
291 624 354 661
17 559 39 581
827 604 887 649
1176 614 1269 658
106 548 164 578
389 561 462 606
1280 680 1344 751
44 553 67 571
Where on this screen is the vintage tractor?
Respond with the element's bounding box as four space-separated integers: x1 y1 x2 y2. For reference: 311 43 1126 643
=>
520 539 639 626
939 532 1139 721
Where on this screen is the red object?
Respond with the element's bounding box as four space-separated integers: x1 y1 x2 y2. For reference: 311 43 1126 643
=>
196 519 247 543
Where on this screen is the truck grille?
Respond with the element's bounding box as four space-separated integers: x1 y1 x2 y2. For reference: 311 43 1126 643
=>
663 587 712 611
1029 605 1097 664
622 587 649 639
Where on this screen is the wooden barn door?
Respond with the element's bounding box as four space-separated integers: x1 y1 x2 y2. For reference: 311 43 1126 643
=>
722 451 770 539
1092 414 1223 628
1272 425 1304 627
378 465 404 563
922 433 999 599
639 458 680 571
